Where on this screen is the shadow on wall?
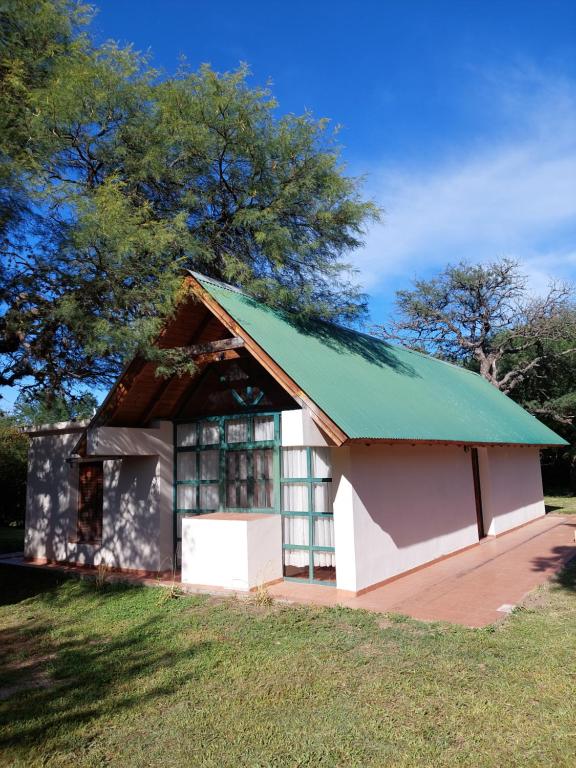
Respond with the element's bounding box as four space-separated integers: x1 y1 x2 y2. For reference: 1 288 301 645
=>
97 457 164 573
27 423 173 573
25 433 78 563
349 445 480 550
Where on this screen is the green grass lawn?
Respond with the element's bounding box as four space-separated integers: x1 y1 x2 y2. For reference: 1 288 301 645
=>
545 493 576 515
0 563 575 768
0 526 24 555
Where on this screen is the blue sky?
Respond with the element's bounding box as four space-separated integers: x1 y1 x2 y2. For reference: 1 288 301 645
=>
3 1 576 410
91 0 576 313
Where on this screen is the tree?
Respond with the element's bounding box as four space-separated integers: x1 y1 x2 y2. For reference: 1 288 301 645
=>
0 413 29 526
1 1 378 405
0 0 91 235
13 390 97 426
376 259 576 394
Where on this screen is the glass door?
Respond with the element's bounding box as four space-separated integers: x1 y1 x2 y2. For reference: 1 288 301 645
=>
281 447 336 584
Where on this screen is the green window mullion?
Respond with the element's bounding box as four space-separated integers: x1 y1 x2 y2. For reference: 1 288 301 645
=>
306 448 314 580
218 448 226 512
247 450 254 508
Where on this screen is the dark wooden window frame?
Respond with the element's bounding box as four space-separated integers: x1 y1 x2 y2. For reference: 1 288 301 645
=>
77 461 104 544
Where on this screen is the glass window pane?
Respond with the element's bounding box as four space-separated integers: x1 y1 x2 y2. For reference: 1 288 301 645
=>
313 551 336 581
226 419 249 443
283 516 309 546
227 481 249 508
254 480 273 509
283 548 309 578
199 484 219 509
254 449 273 480
282 483 309 512
227 451 248 480
311 447 331 479
176 423 197 447
200 450 219 480
254 416 274 442
282 448 307 478
200 421 219 445
177 484 197 510
176 452 197 481
313 482 332 513
313 515 334 548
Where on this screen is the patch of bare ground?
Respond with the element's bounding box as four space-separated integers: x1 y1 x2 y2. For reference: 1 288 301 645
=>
0 626 56 701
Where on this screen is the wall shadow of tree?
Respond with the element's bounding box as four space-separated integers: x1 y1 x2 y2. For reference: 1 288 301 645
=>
0 573 216 756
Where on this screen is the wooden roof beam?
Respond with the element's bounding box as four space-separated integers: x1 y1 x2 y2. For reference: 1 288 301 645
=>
184 336 245 357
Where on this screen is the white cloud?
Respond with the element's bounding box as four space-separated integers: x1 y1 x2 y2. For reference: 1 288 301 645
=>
356 70 576 295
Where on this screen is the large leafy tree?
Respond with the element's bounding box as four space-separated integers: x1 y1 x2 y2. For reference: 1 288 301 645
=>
1 1 378 405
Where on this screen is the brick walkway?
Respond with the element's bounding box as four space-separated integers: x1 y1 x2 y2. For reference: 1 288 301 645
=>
268 513 576 626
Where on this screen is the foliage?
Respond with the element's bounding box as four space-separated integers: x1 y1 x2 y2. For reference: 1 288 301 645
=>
0 566 575 766
0 1 378 405
0 392 95 526
13 390 97 425
376 258 576 393
0 414 29 525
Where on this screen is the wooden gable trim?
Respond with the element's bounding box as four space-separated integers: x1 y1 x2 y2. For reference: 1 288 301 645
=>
185 275 348 447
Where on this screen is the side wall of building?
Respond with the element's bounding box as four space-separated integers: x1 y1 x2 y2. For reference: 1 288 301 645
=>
478 447 545 535
332 443 546 593
334 444 480 592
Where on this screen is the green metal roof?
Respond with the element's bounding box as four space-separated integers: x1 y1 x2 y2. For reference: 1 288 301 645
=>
197 275 567 446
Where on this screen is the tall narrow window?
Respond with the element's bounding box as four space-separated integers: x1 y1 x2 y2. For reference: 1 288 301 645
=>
77 461 103 543
281 447 335 584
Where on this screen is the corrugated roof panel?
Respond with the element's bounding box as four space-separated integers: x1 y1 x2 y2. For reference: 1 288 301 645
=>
198 276 567 446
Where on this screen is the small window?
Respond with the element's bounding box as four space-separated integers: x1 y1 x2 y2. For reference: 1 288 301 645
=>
225 418 249 443
254 415 274 442
77 462 103 543
282 448 308 478
176 423 197 447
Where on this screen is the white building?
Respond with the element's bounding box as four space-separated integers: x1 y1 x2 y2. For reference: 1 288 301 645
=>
25 273 566 594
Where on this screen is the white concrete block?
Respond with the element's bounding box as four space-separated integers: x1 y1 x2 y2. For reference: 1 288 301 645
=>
181 513 282 590
281 408 331 447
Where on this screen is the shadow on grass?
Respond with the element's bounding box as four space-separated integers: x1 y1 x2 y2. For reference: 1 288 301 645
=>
554 558 576 593
0 563 74 607
0 573 216 755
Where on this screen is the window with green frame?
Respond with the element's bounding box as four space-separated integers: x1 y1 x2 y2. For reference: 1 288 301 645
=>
173 413 281 558
173 414 336 586
281 447 335 584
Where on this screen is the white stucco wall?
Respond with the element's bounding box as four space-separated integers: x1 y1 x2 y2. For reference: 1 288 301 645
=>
332 443 547 593
25 420 174 573
25 423 86 562
281 408 331 447
477 447 544 535
333 444 480 592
